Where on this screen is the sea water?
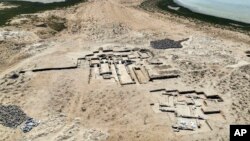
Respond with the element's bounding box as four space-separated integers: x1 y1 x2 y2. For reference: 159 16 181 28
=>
174 0 250 24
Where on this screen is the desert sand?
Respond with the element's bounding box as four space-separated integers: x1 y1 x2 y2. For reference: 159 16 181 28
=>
0 0 249 141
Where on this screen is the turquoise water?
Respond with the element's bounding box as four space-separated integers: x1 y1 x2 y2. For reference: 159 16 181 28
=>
157 0 250 31
174 0 250 24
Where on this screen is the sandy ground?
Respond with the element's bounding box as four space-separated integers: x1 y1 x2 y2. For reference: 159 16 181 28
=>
0 0 249 141
0 3 18 10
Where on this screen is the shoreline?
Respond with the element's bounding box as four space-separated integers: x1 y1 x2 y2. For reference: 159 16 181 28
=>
0 0 85 26
0 2 18 10
12 0 66 3
173 0 250 25
140 0 250 35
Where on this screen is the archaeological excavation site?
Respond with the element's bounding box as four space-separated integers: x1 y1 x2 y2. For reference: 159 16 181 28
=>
0 41 237 140
0 0 250 141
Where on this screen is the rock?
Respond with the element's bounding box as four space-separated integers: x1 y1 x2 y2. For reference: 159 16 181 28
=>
34 22 47 28
9 72 19 79
47 16 66 32
81 107 86 112
20 118 40 133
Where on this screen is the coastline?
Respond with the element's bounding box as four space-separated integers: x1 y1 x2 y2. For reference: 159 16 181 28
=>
174 0 250 24
14 0 66 3
0 2 18 10
0 0 85 26
140 0 250 34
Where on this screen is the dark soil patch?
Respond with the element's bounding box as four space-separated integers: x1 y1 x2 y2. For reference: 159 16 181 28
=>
0 105 28 128
150 38 188 49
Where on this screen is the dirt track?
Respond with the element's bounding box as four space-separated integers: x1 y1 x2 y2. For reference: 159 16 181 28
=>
0 0 249 141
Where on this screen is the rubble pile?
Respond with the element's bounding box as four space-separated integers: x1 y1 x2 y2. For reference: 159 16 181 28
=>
0 105 28 128
8 72 19 79
21 118 40 133
150 38 183 49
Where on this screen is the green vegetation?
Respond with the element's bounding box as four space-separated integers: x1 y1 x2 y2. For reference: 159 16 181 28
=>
0 0 85 26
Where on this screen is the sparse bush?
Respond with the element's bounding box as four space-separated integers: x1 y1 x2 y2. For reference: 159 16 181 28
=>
47 15 66 32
